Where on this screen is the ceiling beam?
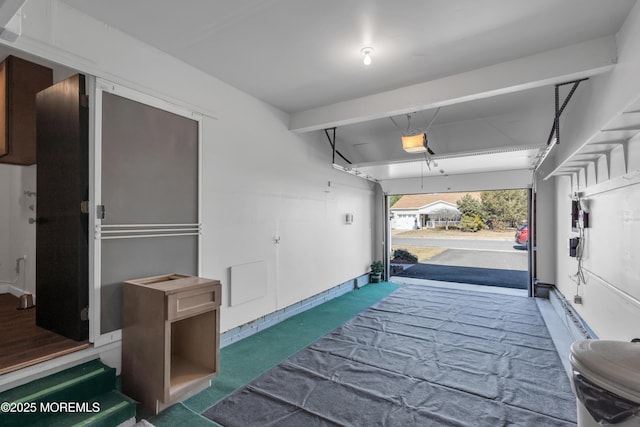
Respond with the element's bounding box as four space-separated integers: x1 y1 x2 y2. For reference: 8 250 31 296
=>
379 169 534 195
289 36 617 133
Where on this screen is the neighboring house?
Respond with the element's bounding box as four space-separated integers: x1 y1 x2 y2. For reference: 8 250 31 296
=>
391 193 481 229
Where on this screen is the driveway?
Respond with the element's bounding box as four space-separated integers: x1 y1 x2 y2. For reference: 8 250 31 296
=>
392 236 529 289
426 248 527 270
394 263 528 289
393 237 523 252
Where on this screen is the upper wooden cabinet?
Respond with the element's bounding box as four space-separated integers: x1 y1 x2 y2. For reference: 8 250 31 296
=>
0 55 53 165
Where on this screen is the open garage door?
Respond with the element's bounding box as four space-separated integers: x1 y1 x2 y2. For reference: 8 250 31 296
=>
388 189 532 294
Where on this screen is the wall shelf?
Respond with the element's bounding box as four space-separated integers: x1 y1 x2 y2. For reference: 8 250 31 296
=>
544 98 640 189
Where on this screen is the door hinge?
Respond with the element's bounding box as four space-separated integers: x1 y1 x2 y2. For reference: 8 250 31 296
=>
80 200 89 214
97 204 106 220
80 306 89 321
80 94 89 108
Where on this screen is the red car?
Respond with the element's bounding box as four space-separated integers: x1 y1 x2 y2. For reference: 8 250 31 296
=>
515 224 528 245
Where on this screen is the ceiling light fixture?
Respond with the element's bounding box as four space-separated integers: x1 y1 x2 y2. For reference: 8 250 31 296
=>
361 47 374 66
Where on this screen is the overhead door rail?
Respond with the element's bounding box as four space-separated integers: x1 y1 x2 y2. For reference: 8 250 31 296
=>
324 127 351 165
547 78 589 146
535 78 588 171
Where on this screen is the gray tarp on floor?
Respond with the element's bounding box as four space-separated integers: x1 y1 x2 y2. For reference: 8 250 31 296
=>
203 285 577 426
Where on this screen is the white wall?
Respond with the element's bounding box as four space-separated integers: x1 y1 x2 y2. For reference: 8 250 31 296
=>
0 166 13 283
5 0 378 333
0 164 36 295
545 1 640 340
533 167 556 285
551 135 640 341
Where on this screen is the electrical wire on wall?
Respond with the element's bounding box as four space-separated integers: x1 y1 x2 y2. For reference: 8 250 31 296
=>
569 194 587 301
571 227 586 287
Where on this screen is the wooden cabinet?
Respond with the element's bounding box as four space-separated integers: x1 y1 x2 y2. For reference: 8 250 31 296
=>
121 274 221 414
0 55 53 165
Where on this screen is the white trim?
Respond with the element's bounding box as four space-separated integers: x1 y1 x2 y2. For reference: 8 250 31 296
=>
0 284 28 297
577 169 640 197
100 229 199 235
101 223 201 228
88 75 99 344
97 79 203 121
197 117 203 276
99 233 201 240
0 341 121 393
548 288 597 340
96 224 202 240
93 330 122 348
90 78 203 346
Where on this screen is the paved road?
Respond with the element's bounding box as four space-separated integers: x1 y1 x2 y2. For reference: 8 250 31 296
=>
393 237 525 252
426 248 528 271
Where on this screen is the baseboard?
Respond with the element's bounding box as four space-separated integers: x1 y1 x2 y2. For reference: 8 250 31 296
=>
0 284 31 298
220 274 368 348
549 287 597 340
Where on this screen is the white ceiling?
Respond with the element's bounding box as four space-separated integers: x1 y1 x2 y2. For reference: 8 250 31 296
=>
58 0 638 183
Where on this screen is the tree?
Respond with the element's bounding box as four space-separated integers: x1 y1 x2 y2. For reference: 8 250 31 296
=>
481 189 527 229
430 207 460 229
389 195 403 207
457 194 483 217
460 214 484 232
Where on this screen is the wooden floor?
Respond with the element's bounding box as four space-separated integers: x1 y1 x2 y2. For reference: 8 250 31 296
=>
0 294 89 375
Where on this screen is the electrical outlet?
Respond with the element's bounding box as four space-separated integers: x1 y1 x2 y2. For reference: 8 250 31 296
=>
574 295 583 304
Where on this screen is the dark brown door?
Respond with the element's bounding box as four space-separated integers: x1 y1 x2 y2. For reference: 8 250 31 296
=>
35 74 89 341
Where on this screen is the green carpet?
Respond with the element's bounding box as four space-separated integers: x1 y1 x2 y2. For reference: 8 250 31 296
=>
150 403 220 427
149 281 398 426
0 360 136 427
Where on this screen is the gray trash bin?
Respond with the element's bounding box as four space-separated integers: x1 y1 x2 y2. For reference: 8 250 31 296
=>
570 340 640 426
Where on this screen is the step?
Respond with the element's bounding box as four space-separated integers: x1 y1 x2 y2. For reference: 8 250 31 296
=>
0 359 115 405
1 389 138 427
37 390 137 427
0 359 125 426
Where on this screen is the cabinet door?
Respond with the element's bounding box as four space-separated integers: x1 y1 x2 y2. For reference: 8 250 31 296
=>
1 56 53 164
35 74 89 341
